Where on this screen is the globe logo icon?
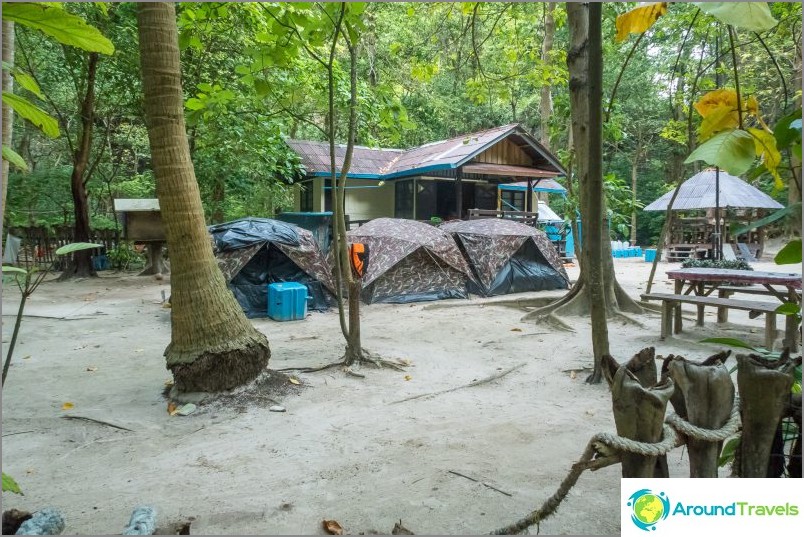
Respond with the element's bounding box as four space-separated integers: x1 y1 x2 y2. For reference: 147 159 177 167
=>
627 489 670 531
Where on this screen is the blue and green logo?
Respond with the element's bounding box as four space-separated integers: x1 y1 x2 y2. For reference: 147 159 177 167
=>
628 489 670 531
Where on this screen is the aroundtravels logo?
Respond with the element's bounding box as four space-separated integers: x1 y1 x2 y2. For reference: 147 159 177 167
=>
627 489 670 531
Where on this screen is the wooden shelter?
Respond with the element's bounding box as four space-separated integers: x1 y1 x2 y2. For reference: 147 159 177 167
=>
287 124 566 224
643 169 784 261
113 198 169 275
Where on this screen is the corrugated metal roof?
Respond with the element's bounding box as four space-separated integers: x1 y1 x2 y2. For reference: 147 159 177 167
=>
285 140 402 178
286 124 566 180
643 169 784 211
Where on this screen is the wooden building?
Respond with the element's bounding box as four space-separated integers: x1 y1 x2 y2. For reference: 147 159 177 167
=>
287 124 566 225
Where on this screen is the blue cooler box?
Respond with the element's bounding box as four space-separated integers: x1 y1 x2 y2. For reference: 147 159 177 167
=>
267 282 308 321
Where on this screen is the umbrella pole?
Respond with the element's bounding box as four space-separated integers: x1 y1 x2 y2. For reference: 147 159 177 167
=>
713 167 721 260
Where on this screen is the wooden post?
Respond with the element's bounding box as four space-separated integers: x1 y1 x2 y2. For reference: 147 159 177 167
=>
138 241 169 277
526 179 533 213
602 348 674 478
455 167 463 219
737 352 801 477
664 351 734 477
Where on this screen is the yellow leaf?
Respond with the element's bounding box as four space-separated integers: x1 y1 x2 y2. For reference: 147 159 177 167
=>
61 402 74 410
167 402 178 415
694 89 738 118
748 128 784 190
615 2 668 43
404 375 412 381
510 327 522 332
698 104 739 141
289 377 300 385
745 95 759 116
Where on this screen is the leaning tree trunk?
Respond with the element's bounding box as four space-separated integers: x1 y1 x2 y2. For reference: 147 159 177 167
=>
137 2 270 394
60 52 100 280
2 21 14 236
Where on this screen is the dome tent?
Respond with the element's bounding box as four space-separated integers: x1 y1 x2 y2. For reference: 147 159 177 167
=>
209 218 335 318
345 218 477 304
440 218 569 297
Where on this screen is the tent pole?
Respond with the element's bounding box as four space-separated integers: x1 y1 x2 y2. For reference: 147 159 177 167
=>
526 179 533 213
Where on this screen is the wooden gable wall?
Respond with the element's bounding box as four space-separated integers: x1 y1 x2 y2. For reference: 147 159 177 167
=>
473 138 532 166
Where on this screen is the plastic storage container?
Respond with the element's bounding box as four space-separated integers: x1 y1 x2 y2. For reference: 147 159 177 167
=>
267 282 308 321
644 249 659 263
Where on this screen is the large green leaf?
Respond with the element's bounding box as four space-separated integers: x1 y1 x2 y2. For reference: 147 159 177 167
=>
1 61 44 98
684 129 756 176
732 203 800 235
774 239 802 265
694 2 778 32
1 266 28 275
700 337 758 352
2 2 115 55
1 92 59 138
774 109 802 149
2 145 29 171
55 242 102 255
776 303 801 316
2 473 23 495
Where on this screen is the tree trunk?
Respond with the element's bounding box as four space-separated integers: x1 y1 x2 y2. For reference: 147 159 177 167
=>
137 2 270 394
567 3 608 383
629 138 642 246
539 2 555 148
2 21 14 235
60 52 100 280
522 4 644 338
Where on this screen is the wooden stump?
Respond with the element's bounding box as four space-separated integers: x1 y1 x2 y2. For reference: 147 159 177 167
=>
664 351 734 477
737 351 802 477
603 348 675 478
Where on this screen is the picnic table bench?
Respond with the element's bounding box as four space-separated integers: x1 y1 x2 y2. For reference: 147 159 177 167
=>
640 292 782 351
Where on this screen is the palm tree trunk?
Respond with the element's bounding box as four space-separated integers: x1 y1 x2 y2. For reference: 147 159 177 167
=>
137 2 270 394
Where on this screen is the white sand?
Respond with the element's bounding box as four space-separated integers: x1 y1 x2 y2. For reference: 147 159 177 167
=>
1 254 800 535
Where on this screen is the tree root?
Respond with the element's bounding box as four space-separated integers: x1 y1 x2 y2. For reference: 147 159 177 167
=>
612 312 646 329
277 348 407 377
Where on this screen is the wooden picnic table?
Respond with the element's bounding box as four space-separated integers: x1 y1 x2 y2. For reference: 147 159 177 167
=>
665 267 801 351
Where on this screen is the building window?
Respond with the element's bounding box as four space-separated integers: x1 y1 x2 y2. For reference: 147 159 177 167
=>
300 180 314 212
500 190 525 211
395 180 414 219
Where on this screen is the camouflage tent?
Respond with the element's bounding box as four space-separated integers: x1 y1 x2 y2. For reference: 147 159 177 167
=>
346 218 476 304
209 218 335 318
440 218 569 296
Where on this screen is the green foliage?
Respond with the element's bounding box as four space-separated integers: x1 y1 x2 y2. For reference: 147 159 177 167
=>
693 2 778 33
55 242 103 255
684 129 756 176
680 259 753 271
2 2 115 54
1 91 60 138
106 242 144 271
774 239 802 265
2 146 28 171
2 473 22 495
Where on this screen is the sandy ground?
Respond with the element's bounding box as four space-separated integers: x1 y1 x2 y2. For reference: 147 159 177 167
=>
1 251 800 535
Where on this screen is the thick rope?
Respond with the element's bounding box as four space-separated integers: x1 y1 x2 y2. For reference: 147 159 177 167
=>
491 398 743 535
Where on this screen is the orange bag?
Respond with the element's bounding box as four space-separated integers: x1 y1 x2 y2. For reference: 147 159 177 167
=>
349 243 369 278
